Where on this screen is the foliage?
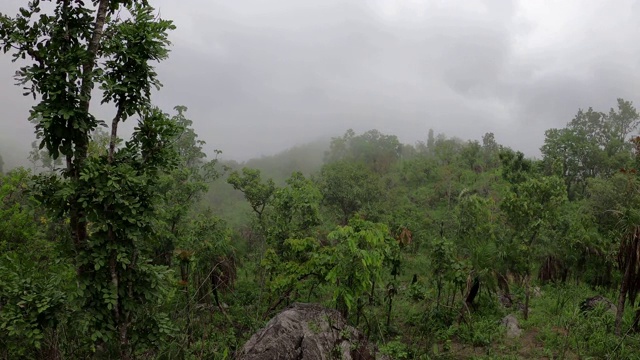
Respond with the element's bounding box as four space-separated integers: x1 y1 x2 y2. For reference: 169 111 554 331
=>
228 168 276 231
318 160 382 224
500 149 567 273
0 254 71 359
379 338 412 359
325 218 399 318
33 108 182 356
0 169 72 358
1 1 178 357
154 106 223 266
541 99 638 199
325 129 402 174
0 169 40 253
431 236 468 307
261 236 328 305
268 172 322 254
454 193 501 290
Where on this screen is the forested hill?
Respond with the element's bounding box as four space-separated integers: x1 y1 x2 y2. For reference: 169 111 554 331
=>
195 98 640 357
4 98 640 358
234 137 330 183
204 138 329 227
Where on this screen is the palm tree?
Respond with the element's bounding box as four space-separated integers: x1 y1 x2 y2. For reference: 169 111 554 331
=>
615 225 640 335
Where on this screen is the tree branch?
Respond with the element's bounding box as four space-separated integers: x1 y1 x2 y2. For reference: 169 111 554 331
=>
80 0 109 111
109 106 123 163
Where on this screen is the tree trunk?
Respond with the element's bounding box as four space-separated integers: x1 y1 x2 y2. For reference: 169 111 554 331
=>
465 276 480 307
70 0 110 254
616 258 632 336
523 275 530 321
369 280 375 305
633 307 640 333
386 294 393 328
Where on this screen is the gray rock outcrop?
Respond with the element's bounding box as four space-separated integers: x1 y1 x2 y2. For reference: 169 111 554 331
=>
239 302 387 360
580 295 617 316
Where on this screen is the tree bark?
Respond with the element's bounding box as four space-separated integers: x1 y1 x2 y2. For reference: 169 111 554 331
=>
70 0 111 265
109 108 123 162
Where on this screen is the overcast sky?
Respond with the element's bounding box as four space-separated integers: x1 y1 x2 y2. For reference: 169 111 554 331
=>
1 0 639 169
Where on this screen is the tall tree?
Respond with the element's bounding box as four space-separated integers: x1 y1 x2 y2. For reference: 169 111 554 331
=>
541 99 638 199
154 106 222 265
427 128 436 154
481 132 500 168
319 160 381 225
268 172 322 254
611 137 640 335
325 129 402 174
228 167 276 237
1 2 176 357
500 149 567 319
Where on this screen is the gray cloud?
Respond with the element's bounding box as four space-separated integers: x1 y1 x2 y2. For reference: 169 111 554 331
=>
1 0 639 168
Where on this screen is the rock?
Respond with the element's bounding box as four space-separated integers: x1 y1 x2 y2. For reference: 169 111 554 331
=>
533 286 543 298
501 314 522 338
498 293 513 308
580 295 617 316
239 302 388 360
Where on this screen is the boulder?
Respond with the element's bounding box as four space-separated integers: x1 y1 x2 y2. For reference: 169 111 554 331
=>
501 314 522 338
498 293 513 308
239 302 388 360
580 295 617 316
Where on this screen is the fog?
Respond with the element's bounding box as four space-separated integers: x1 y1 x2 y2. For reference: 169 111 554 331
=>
1 0 639 169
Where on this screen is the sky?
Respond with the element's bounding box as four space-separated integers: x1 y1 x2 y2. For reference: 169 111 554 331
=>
1 0 639 169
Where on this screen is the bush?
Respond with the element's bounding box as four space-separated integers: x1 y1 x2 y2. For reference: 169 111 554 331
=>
0 254 71 359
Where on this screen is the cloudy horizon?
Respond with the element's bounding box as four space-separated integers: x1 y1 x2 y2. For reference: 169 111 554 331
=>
1 0 639 169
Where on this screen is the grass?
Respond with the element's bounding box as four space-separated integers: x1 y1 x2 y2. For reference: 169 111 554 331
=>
369 259 640 359
179 244 640 360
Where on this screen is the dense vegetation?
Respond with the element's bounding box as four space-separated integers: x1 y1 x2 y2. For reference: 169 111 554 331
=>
2 2 640 359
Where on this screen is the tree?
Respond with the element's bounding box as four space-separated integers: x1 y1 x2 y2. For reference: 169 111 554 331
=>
0 253 69 359
432 134 464 166
1 2 176 357
318 160 381 225
227 167 276 236
459 140 482 171
154 106 222 265
88 127 119 158
0 167 73 358
0 169 41 253
481 132 500 168
455 193 502 301
609 99 640 145
541 100 638 199
427 128 435 154
28 141 63 172
268 172 322 254
325 129 402 174
500 152 566 319
609 137 640 335
229 169 323 315
325 218 398 320
616 221 640 335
